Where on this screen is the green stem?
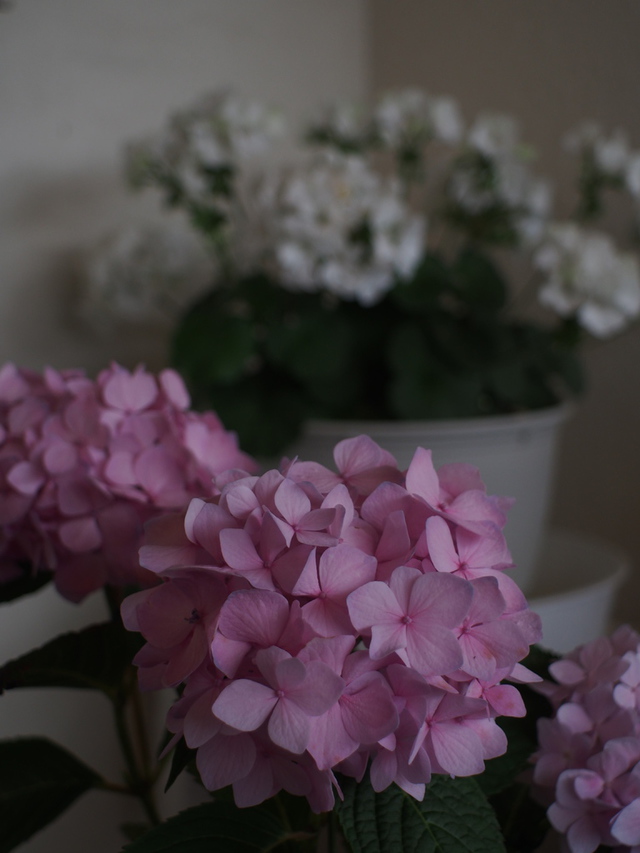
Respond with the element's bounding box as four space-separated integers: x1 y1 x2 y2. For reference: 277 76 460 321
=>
113 682 161 827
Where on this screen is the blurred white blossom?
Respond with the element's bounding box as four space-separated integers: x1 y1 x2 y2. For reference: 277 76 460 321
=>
374 88 464 147
272 154 424 305
564 121 630 177
79 222 215 331
535 223 640 337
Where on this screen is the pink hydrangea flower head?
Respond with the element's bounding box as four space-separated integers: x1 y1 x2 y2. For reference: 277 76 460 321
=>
122 434 539 813
0 361 255 600
533 626 640 852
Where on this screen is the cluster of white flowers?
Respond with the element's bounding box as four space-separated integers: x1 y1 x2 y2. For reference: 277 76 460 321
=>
374 88 464 147
126 91 283 209
272 154 424 305
79 222 215 331
534 223 640 337
565 121 640 200
447 114 552 245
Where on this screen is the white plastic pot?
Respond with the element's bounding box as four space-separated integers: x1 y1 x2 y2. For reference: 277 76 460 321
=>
289 405 571 592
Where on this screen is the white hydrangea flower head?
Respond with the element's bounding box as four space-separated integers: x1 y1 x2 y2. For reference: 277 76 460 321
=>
468 114 519 159
593 129 629 176
374 88 463 149
272 153 425 305
79 222 216 331
535 223 640 337
375 89 432 148
564 121 630 177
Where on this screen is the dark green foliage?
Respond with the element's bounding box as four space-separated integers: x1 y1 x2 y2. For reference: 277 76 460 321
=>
0 621 143 700
171 249 584 458
336 774 507 853
120 800 314 853
0 737 100 853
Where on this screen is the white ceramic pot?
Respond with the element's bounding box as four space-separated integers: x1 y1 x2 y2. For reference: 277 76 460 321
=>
528 528 629 654
288 405 571 593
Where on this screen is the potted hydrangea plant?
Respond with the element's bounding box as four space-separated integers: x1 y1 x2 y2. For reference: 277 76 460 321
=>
115 89 640 589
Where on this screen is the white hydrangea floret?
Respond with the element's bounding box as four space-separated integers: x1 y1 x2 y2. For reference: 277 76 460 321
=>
79 222 215 331
535 223 640 338
272 154 424 305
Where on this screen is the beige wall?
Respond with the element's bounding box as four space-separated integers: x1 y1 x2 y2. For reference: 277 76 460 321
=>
370 0 640 625
0 0 371 375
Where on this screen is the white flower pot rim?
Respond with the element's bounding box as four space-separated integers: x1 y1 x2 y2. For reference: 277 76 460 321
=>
304 402 573 441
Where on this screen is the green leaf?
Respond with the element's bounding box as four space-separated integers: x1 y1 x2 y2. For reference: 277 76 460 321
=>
172 292 256 386
453 248 508 312
336 775 507 853
0 737 100 853
391 253 452 313
164 738 196 793
121 800 312 852
0 621 142 699
0 568 53 603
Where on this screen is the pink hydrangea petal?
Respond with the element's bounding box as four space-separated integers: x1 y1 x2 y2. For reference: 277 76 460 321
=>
340 671 398 744
43 441 78 475
318 545 377 598
213 679 277 731
6 461 45 496
159 369 190 410
104 451 137 486
612 799 640 845
429 722 484 777
58 516 102 552
409 571 474 628
196 732 256 791
308 703 358 770
218 589 290 646
268 699 311 754
347 581 404 634
102 366 158 412
184 689 223 748
405 447 440 505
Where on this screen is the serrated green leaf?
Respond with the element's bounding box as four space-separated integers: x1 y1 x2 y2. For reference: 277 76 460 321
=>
0 568 53 603
0 621 142 698
0 737 100 853
336 775 506 853
121 800 312 852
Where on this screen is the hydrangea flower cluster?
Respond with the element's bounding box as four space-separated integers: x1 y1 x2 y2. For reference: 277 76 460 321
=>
564 121 640 201
122 435 541 812
80 222 215 332
374 88 464 148
533 626 640 852
534 223 640 338
272 153 424 305
125 90 283 260
0 362 254 601
446 114 552 246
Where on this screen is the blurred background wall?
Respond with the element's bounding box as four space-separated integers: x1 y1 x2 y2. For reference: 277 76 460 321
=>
370 0 640 627
0 0 370 374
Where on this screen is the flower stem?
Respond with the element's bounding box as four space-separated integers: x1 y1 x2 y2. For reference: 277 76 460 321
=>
113 692 162 826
